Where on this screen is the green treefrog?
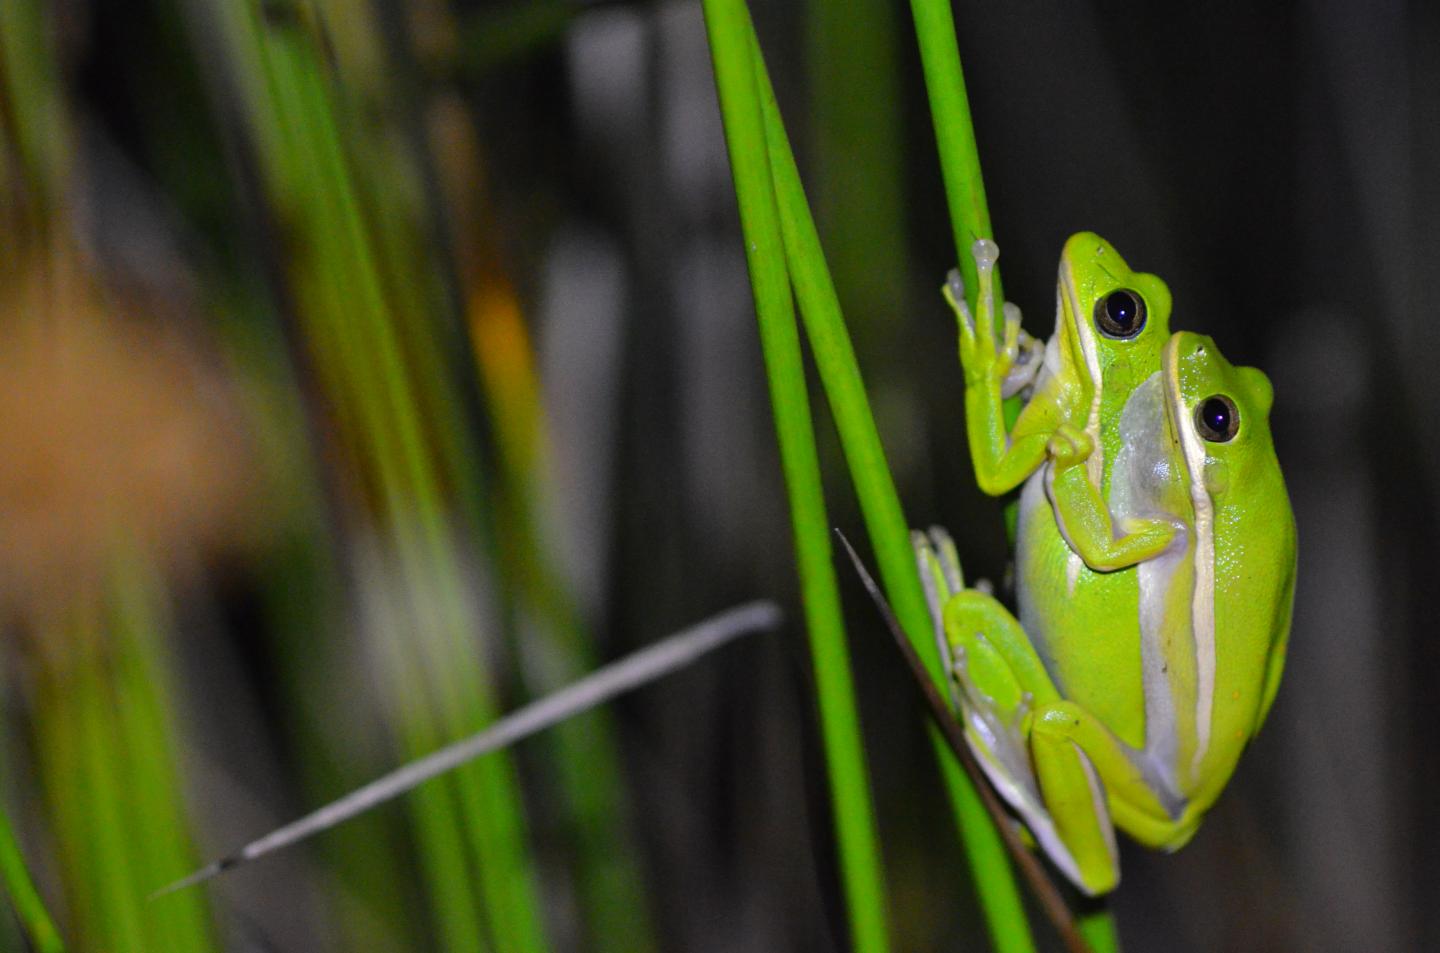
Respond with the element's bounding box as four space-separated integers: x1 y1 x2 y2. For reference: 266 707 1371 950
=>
919 237 1297 895
946 231 1181 568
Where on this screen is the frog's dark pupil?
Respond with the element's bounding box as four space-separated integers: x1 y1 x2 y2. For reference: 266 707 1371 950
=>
1196 395 1239 442
1202 399 1229 432
1095 289 1146 339
1107 293 1137 329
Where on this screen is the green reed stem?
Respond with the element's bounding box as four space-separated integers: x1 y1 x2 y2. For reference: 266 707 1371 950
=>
0 804 64 953
907 0 1001 312
702 2 892 950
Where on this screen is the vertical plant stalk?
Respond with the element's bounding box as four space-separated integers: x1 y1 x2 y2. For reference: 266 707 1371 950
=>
0 804 64 953
702 2 892 951
37 567 218 953
745 25 1037 953
430 93 655 949
907 0 1001 312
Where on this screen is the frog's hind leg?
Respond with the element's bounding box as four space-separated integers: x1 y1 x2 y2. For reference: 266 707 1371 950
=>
914 530 1102 889
915 529 1153 894
940 588 1126 893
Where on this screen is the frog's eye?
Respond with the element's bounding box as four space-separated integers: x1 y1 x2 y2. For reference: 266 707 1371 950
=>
1094 289 1147 339
1194 395 1240 442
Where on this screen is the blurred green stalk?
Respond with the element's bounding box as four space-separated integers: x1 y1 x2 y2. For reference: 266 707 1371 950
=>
2 4 216 951
702 2 891 951
805 0 906 352
0 0 70 220
0 803 64 953
196 2 550 949
36 564 217 953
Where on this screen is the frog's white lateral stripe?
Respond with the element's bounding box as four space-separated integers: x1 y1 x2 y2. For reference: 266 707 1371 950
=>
1112 373 1183 797
1167 339 1216 774
1059 266 1107 489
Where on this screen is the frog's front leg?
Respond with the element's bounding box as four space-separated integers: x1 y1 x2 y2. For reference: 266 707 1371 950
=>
944 242 1049 497
1045 425 1179 571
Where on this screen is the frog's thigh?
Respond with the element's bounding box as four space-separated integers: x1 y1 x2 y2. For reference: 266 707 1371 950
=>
1032 702 1177 840
942 591 1061 708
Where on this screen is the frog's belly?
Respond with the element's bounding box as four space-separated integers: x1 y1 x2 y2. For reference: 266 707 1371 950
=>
1014 472 1151 752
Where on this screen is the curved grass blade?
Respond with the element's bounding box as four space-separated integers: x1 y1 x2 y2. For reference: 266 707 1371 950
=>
702 3 894 950
153 601 780 897
906 0 1001 312
0 805 64 953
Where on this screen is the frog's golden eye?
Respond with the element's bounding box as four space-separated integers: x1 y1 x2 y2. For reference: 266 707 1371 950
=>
1094 289 1147 339
1194 395 1240 442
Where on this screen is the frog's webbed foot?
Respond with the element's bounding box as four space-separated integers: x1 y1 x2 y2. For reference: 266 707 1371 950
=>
913 526 964 677
944 268 975 337
948 637 1036 804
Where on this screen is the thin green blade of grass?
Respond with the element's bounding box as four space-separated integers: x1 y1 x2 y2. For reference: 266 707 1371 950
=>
36 583 218 953
702 2 892 951
907 5 1119 949
906 0 1001 313
245 28 493 951
0 0 70 219
217 296 419 946
0 802 65 953
337 21 656 950
434 107 656 950
1078 904 1122 952
107 563 218 952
